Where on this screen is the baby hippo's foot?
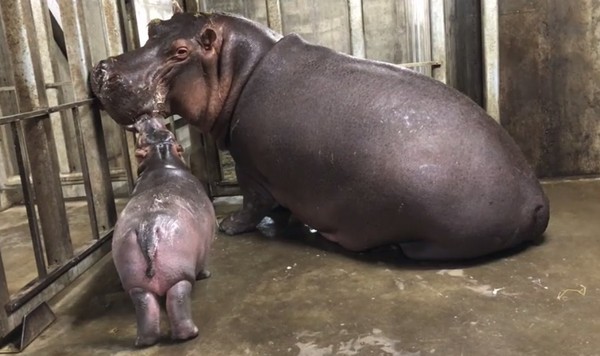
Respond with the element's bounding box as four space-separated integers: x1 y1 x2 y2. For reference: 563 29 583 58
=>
166 280 199 342
171 320 199 342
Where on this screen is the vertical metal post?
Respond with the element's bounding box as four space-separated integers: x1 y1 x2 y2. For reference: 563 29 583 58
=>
347 0 365 58
430 0 447 84
405 0 432 77
72 107 100 240
481 0 500 122
10 121 47 277
188 126 211 196
0 249 10 337
1 0 73 265
100 0 136 192
59 0 117 233
265 0 283 33
30 0 70 174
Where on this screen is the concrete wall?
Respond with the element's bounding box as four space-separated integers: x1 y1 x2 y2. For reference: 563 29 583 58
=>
499 0 600 178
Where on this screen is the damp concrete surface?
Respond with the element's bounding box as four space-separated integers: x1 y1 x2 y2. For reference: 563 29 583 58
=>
3 179 600 355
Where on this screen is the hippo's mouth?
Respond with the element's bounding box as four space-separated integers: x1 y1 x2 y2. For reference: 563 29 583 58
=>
91 70 162 126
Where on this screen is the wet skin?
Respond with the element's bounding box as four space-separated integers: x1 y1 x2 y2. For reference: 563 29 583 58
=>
111 116 215 347
92 7 549 261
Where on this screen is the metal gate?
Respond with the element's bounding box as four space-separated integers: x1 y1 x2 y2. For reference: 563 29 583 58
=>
185 0 464 198
0 0 135 350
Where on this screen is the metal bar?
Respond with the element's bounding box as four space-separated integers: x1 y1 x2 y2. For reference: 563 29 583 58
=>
0 250 11 337
429 0 447 84
481 0 500 122
100 0 136 190
211 185 242 197
119 129 135 194
397 60 442 68
6 231 113 315
203 134 225 198
72 107 99 240
265 0 283 33
44 81 71 89
100 0 125 55
10 122 47 278
31 0 71 174
168 116 178 140
347 0 365 58
0 86 15 92
188 126 211 195
0 98 94 125
4 169 128 188
1 0 73 266
59 0 117 233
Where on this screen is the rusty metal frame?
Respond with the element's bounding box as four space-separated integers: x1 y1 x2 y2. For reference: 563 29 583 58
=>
0 98 117 348
0 0 135 350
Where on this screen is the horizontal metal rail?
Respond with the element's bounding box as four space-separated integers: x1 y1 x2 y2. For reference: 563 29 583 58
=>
0 98 94 126
5 229 113 314
398 60 442 68
45 81 71 89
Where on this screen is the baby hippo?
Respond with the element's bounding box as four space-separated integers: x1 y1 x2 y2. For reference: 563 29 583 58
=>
112 115 215 347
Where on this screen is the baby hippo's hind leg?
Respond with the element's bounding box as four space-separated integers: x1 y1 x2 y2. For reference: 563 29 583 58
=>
129 288 161 347
166 280 199 341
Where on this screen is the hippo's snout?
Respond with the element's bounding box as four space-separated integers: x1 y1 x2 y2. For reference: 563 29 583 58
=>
91 59 114 95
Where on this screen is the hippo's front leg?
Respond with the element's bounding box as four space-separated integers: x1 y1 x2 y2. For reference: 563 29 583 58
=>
219 166 276 235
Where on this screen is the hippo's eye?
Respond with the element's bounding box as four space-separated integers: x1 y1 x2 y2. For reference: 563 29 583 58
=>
175 47 189 59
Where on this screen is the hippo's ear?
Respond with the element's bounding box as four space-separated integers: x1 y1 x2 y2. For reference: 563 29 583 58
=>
172 1 183 14
135 148 147 162
199 28 217 50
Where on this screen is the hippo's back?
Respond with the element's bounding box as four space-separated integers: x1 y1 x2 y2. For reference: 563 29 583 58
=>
230 34 548 257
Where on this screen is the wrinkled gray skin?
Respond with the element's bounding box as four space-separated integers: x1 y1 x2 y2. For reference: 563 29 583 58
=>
112 116 215 347
93 6 549 261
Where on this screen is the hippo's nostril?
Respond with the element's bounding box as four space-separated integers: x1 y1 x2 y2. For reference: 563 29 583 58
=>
97 59 111 71
93 59 114 83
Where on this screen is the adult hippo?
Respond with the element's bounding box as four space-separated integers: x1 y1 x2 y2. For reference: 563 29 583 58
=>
92 4 549 260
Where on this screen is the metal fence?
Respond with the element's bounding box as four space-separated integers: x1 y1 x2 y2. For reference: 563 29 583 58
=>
0 0 134 350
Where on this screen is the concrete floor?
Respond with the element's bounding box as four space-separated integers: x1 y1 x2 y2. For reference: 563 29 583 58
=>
1 179 600 355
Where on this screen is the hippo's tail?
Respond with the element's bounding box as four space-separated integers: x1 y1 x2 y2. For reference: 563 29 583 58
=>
522 192 550 245
530 198 550 244
136 222 161 278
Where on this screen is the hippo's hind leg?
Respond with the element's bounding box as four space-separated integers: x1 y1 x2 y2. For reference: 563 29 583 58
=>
129 288 161 347
220 166 276 235
166 280 199 342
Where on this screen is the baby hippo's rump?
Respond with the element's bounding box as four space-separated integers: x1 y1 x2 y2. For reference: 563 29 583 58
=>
112 116 215 347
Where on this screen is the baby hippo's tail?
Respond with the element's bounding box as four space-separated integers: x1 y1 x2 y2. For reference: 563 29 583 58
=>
136 221 161 278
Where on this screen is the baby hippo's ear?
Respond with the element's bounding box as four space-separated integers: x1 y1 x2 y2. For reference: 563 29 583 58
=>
135 148 148 163
175 144 185 159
